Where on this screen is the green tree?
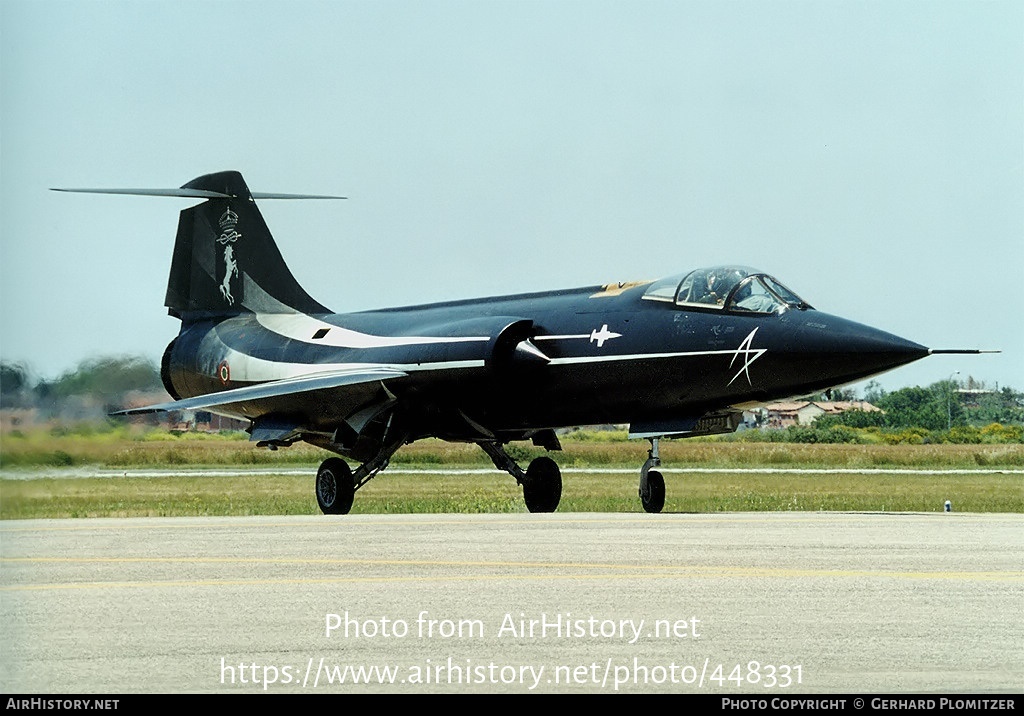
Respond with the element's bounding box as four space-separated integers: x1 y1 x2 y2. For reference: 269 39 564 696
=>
0 361 32 409
963 386 1024 426
814 409 886 429
863 380 886 405
44 356 162 399
878 382 963 431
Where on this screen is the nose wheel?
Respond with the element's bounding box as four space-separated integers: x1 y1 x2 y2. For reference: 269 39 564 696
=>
639 438 665 513
640 469 665 513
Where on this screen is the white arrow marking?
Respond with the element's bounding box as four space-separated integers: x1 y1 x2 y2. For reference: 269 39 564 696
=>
727 327 768 386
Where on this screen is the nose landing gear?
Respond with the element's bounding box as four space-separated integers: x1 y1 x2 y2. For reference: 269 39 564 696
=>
639 438 665 514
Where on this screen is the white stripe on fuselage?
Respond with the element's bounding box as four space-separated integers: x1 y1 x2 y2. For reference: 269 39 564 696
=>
215 318 763 383
215 346 486 384
217 345 746 384
256 313 489 349
548 347 750 365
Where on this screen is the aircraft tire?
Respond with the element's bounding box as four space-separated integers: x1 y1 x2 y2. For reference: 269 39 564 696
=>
523 456 562 513
316 458 355 515
640 470 665 514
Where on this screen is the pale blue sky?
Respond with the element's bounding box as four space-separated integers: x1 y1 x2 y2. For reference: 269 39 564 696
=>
2 0 1021 393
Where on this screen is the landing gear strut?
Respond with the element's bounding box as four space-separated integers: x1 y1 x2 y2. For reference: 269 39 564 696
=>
479 442 562 513
315 435 405 515
639 437 665 514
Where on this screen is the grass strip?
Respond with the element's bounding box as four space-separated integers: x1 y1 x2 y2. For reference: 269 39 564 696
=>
2 470 1020 519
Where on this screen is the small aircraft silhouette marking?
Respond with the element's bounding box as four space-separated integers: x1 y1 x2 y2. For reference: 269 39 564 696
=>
533 324 623 349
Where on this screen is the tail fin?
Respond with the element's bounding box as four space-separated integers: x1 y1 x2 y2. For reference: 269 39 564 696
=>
164 171 332 318
55 171 341 319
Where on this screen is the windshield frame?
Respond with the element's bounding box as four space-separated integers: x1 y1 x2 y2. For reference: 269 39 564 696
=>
641 266 811 314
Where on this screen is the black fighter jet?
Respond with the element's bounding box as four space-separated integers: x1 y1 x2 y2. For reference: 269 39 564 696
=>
58 171 986 514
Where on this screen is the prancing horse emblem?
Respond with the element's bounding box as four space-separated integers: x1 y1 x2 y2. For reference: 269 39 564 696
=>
217 208 241 305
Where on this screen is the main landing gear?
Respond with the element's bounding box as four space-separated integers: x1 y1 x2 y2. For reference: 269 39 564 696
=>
479 441 562 513
639 437 666 514
316 457 354 515
315 436 404 515
314 437 564 515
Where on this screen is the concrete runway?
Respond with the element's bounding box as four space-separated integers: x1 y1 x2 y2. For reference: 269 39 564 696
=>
1 512 1021 694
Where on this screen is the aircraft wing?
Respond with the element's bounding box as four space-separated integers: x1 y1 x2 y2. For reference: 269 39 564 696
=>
113 367 407 418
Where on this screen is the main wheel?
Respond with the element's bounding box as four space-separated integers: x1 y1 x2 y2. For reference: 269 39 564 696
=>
316 458 354 515
523 456 562 513
640 469 665 514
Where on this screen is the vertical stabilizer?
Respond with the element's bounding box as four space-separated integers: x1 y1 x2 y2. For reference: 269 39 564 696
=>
164 171 330 319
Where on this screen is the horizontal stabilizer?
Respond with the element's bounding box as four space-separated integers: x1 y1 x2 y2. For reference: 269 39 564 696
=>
113 367 407 416
51 188 345 200
251 192 347 200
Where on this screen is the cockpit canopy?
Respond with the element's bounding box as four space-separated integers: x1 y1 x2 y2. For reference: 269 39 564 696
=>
642 266 811 313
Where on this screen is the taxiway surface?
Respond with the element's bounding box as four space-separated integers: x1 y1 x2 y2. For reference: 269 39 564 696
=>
2 512 1021 693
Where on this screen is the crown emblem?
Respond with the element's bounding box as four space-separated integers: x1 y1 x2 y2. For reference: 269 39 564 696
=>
219 208 239 232
216 207 241 245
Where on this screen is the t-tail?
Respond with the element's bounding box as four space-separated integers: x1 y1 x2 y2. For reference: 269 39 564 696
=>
55 170 343 321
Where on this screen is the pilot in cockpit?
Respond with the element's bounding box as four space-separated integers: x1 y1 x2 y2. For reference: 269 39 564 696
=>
687 270 726 305
698 269 747 306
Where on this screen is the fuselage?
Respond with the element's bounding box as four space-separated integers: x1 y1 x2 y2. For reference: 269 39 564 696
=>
163 278 929 442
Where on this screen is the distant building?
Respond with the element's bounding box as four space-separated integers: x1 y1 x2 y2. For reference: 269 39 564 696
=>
764 401 882 429
0 408 38 432
193 411 248 432
954 388 993 408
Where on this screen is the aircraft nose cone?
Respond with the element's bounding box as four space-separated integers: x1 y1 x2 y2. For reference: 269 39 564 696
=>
785 312 930 388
